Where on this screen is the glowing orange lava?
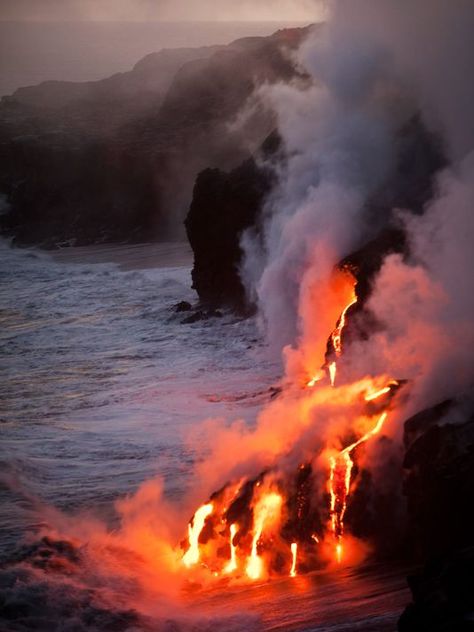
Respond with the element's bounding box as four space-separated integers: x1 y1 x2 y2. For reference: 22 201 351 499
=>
326 280 357 387
306 273 357 389
182 503 213 568
290 542 298 577
180 268 400 580
331 290 357 356
307 370 324 387
328 361 337 386
223 523 238 574
246 493 282 580
328 411 389 562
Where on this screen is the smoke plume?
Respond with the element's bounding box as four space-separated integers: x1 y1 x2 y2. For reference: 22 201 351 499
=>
242 0 474 416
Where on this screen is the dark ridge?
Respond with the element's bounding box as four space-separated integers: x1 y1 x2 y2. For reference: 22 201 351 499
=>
0 26 309 248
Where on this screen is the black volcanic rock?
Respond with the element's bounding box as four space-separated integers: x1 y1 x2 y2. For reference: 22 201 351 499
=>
0 27 311 248
398 548 474 631
402 401 474 559
342 116 445 300
398 397 474 630
185 156 274 308
174 300 192 312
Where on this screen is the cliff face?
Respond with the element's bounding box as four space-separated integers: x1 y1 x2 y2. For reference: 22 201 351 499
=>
398 398 474 631
185 157 274 309
0 27 311 248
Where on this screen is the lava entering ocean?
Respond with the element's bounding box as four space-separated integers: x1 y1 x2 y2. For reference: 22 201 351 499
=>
179 269 403 582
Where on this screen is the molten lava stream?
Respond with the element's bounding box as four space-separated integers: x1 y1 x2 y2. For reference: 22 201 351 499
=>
180 265 399 580
182 503 213 568
331 289 357 356
223 523 238 574
328 411 389 563
290 542 298 577
246 492 282 580
307 275 357 389
328 361 337 387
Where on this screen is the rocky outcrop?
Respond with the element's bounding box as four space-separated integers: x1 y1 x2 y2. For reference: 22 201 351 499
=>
185 155 274 309
0 26 312 248
398 397 474 630
398 547 474 632
402 399 474 558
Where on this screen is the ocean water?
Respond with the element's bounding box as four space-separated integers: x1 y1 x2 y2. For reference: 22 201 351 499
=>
0 20 308 96
0 240 278 547
0 241 408 630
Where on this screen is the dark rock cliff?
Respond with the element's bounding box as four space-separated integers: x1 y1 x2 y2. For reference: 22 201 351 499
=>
398 398 474 631
185 156 274 309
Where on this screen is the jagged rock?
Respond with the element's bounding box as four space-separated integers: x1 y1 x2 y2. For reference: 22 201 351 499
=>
207 309 223 318
185 156 274 309
180 308 224 323
402 402 474 558
181 310 205 324
174 300 192 312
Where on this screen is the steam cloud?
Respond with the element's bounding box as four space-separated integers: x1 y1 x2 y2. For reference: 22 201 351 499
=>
242 0 474 416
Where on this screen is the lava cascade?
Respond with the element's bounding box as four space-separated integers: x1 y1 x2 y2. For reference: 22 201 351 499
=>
180 269 402 581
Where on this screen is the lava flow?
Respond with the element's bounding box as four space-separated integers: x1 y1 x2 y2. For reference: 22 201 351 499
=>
223 523 238 574
179 269 402 581
182 503 213 568
328 410 390 563
307 274 357 389
290 542 298 577
246 492 282 579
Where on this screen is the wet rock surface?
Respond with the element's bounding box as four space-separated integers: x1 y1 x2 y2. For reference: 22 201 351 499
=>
180 308 224 324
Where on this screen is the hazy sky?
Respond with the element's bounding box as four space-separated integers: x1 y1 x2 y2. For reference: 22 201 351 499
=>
0 0 326 22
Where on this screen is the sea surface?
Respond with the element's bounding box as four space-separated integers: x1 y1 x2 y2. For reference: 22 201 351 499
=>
0 20 308 96
0 241 409 630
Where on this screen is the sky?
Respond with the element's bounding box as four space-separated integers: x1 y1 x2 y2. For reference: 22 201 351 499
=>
0 0 326 22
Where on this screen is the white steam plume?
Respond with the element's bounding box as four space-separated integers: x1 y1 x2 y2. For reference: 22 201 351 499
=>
351 153 474 415
242 0 474 414
241 10 407 361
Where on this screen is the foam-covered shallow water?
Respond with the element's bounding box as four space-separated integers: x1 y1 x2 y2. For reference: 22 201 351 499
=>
0 241 409 630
